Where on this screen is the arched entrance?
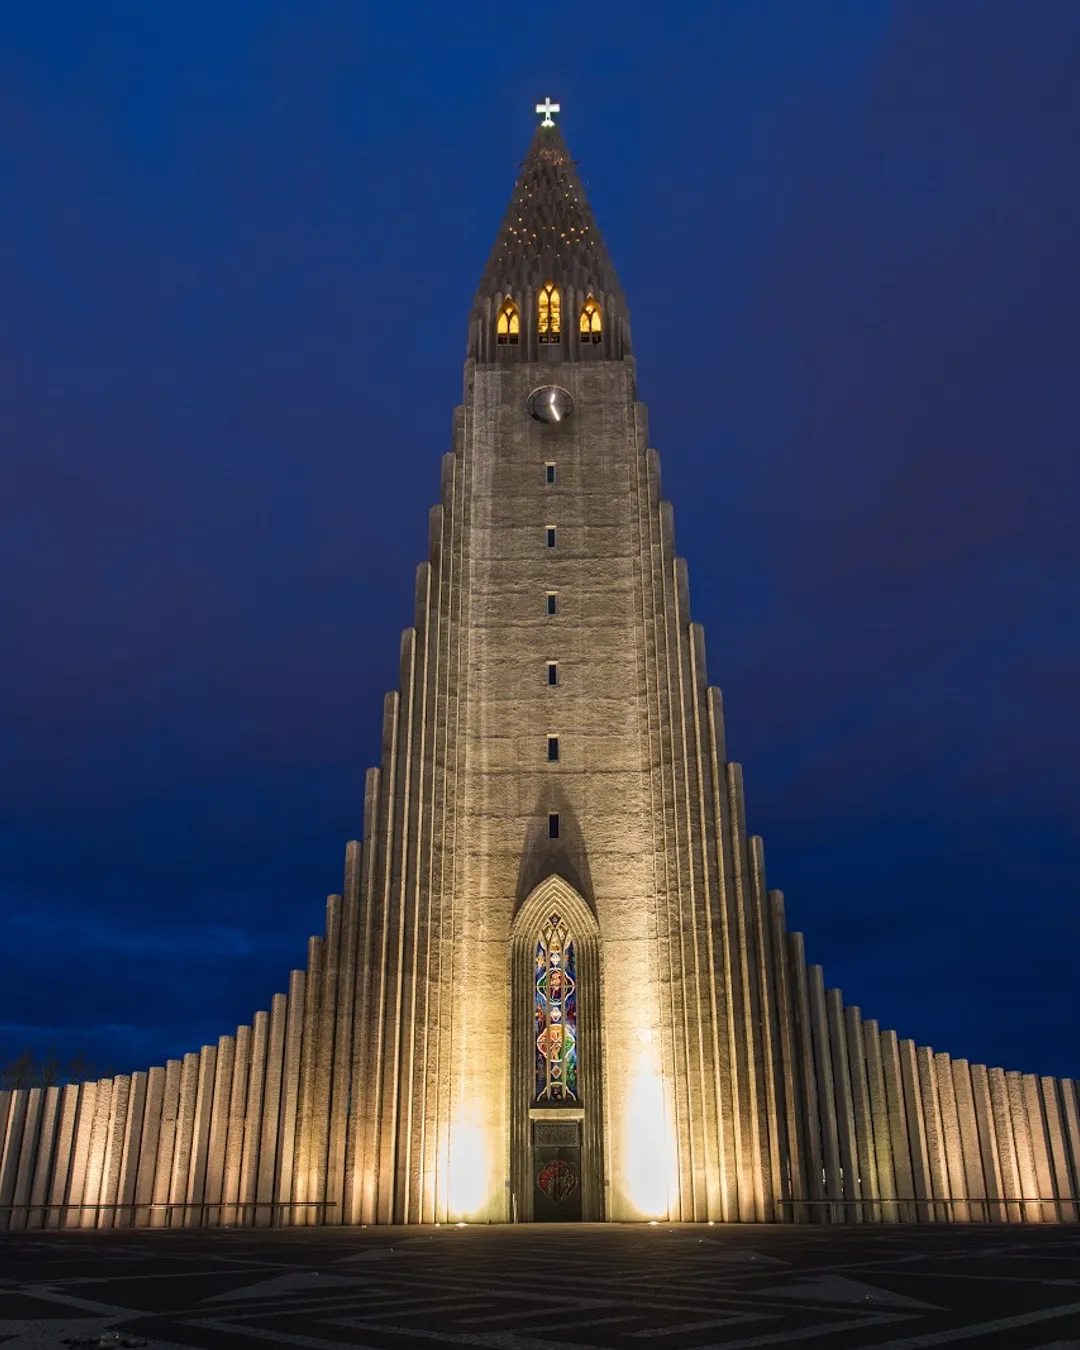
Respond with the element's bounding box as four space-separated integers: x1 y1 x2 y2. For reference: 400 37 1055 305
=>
509 875 604 1221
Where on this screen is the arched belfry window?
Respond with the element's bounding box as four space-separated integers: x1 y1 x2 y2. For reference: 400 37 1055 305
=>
579 296 602 343
538 282 561 343
534 912 577 1100
497 297 520 345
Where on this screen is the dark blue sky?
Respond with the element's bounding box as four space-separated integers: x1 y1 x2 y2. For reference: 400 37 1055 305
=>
2 1 1077 1081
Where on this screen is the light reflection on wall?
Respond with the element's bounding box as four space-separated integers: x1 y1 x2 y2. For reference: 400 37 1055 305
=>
623 1030 677 1219
448 1109 490 1218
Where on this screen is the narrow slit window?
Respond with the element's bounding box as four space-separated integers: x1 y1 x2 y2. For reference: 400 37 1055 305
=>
546 591 558 616
548 812 560 839
547 735 560 762
546 526 557 548
547 661 558 686
545 462 556 485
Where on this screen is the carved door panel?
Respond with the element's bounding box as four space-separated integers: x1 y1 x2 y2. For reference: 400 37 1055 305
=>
532 1119 582 1221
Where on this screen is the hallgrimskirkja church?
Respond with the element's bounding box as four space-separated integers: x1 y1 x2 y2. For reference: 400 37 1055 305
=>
2 108 1078 1229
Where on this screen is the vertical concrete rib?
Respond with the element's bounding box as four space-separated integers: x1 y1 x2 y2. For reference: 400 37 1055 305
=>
825 989 861 1222
222 1024 252 1226
257 992 288 1226
327 846 361 1224
65 1080 97 1229
240 1011 269 1227
294 938 323 1224
150 1064 180 1228
98 1075 131 1231
880 1032 914 1221
28 1086 61 1230
970 1064 1006 1221
80 1078 113 1229
789 935 824 1217
898 1041 932 1222
277 970 306 1223
987 1067 1022 1222
862 1021 897 1222
1023 1074 1056 1222
204 1035 235 1225
769 892 804 1221
844 1008 879 1221
117 1071 147 1228
748 836 781 1222
935 1054 969 1222
1060 1080 1080 1210
951 1060 985 1221
1007 1070 1040 1222
1039 1078 1072 1222
311 899 341 1224
47 1085 80 1230
6 1088 40 1232
807 967 841 1220
168 1055 199 1228
186 1047 216 1227
133 1069 164 1227
916 1047 951 1221
345 769 381 1225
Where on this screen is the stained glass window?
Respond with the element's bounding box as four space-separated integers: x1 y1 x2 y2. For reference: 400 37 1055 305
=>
497 297 520 344
535 912 578 1101
538 283 561 342
579 296 602 343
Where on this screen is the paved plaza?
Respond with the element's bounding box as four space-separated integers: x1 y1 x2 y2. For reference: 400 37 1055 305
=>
0 1224 1078 1349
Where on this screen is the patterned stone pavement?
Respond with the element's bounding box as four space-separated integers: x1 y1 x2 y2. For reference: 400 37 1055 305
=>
0 1224 1078 1350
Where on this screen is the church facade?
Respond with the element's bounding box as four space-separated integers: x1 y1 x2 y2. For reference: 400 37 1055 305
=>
2 112 1078 1229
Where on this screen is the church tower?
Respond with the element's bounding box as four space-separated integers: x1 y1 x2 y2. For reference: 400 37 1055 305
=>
2 107 1077 1231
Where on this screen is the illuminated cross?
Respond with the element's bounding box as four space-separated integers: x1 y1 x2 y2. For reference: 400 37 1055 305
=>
536 97 560 128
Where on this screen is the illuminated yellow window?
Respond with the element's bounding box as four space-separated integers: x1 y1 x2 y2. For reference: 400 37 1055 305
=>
538 282 561 342
497 297 520 344
579 295 602 344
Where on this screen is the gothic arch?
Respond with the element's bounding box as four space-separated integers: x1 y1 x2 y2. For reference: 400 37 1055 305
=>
509 874 605 1220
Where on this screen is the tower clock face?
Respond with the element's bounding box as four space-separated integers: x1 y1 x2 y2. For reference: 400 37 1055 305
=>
528 386 573 424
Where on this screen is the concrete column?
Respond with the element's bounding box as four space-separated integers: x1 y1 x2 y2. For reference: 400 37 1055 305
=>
28 1085 61 1230
863 1021 898 1222
294 937 324 1224
987 1067 1022 1222
276 969 306 1222
844 1008 879 1221
1007 1071 1040 1222
788 934 824 1216
6 1088 41 1232
203 1036 234 1224
80 1078 114 1229
825 990 861 1222
257 992 288 1226
951 1060 985 1221
935 1054 969 1222
1059 1080 1080 1209
748 837 782 1223
168 1055 199 1228
64 1080 97 1229
185 1047 217 1227
239 1011 269 1227
898 1042 932 1221
150 1062 181 1229
98 1075 131 1231
807 966 842 1221
1040 1077 1075 1222
133 1068 165 1227
880 1032 914 1221
1021 1073 1055 1222
311 897 342 1223
970 1064 1006 1222
47 1084 80 1229
327 846 362 1224
116 1071 147 1228
769 891 804 1223
222 1024 252 1225
916 1048 951 1221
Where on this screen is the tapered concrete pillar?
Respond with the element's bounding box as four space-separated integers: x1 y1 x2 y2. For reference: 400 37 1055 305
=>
970 1065 1006 1222
28 1086 61 1231
98 1075 131 1230
65 1080 97 1229
169 1055 200 1228
807 967 842 1220
987 1067 1022 1222
1022 1075 1056 1223
186 1048 217 1227
257 991 288 1227
277 968 306 1223
880 1032 914 1221
825 989 861 1222
240 1011 269 1226
863 1021 897 1222
1040 1077 1075 1223
1058 1080 1080 1215
935 1054 969 1222
898 1041 932 1221
6 1088 41 1232
150 1062 182 1228
133 1068 165 1227
222 1024 252 1226
117 1071 147 1228
845 1008 879 1221
1006 1071 1040 1223
917 1048 950 1221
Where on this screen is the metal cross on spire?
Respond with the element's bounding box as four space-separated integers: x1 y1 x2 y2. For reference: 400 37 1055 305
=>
536 97 560 128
